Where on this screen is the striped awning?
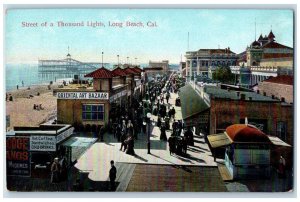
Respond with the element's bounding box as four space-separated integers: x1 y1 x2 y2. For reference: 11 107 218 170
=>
207 133 232 148
268 136 292 147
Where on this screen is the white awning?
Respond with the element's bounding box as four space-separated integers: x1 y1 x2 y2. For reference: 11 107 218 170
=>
268 136 291 147
207 133 232 148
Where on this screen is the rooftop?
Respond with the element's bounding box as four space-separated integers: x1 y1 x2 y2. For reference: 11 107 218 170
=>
203 85 278 102
85 67 114 79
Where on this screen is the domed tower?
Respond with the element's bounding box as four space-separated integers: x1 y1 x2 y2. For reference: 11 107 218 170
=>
246 40 263 66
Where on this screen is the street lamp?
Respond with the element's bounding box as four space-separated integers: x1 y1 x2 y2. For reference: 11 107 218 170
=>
117 55 120 67
101 52 104 68
146 112 152 154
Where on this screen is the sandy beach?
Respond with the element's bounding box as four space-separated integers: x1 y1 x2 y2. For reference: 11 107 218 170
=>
6 84 59 130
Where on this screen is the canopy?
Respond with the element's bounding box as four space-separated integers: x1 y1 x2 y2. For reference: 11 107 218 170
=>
268 136 291 147
207 133 232 148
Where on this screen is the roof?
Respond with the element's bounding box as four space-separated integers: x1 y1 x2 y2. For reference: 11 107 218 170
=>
268 30 275 39
226 124 270 143
263 75 293 85
262 41 293 49
198 48 236 55
112 67 127 77
123 67 139 75
84 67 114 78
131 66 142 73
178 84 209 119
203 85 277 102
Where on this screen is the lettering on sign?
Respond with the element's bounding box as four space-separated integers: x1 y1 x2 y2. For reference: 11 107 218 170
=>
56 127 74 143
6 136 31 176
57 92 109 100
30 136 56 151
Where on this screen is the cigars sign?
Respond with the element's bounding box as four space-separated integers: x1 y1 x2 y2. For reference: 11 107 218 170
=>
6 137 31 176
57 92 109 100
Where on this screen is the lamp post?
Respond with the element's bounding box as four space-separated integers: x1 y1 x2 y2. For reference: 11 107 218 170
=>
101 52 104 68
117 55 120 67
146 112 152 154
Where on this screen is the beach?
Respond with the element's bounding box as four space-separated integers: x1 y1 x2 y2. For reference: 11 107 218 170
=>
6 84 58 130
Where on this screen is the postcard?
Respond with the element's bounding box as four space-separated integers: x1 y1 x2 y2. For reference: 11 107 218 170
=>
5 7 294 193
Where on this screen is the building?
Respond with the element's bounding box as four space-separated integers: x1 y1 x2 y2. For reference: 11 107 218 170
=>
6 124 83 178
185 48 238 78
257 75 293 104
143 67 164 82
149 60 169 73
178 84 293 146
207 124 291 180
230 30 294 87
54 66 142 131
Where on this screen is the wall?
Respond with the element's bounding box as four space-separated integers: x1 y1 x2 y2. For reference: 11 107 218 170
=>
260 58 293 68
57 99 110 126
258 82 293 104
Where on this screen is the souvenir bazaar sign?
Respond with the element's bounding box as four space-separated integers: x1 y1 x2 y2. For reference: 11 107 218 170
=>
30 136 56 151
57 92 109 100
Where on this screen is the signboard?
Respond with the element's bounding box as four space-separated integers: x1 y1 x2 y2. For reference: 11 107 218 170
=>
6 136 31 176
109 90 127 103
30 136 56 151
56 127 74 144
57 92 109 100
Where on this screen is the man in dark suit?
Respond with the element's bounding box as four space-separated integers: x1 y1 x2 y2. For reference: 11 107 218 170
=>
109 160 117 191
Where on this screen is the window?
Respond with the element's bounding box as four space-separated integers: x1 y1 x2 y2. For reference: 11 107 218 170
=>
277 122 287 141
82 104 105 121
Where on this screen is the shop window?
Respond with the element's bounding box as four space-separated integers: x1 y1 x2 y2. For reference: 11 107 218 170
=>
277 121 287 141
82 104 104 121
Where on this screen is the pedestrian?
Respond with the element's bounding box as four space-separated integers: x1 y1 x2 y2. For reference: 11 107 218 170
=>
22 80 24 87
160 122 167 141
166 93 170 104
98 125 105 142
109 160 117 191
168 136 176 155
278 155 286 178
17 85 19 90
120 132 127 152
50 157 60 183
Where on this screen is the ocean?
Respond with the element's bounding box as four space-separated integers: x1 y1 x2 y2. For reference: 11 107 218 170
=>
5 63 179 92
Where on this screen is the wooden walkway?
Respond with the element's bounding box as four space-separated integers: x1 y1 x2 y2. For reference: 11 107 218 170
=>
217 163 233 182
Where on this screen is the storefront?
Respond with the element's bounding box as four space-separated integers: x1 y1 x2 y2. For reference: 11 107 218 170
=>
6 124 74 178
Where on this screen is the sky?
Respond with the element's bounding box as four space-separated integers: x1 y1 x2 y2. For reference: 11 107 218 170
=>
5 9 294 64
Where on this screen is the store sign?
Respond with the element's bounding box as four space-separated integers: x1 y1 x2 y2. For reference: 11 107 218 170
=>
30 136 56 151
6 136 31 176
56 127 74 144
109 90 127 103
57 92 109 100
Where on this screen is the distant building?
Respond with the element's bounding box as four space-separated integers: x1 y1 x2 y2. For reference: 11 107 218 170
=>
258 75 293 104
143 67 164 82
185 48 238 78
149 60 169 73
230 30 294 88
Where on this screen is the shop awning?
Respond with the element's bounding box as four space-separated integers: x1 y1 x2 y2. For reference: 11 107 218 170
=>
179 84 209 120
268 136 292 147
207 133 232 148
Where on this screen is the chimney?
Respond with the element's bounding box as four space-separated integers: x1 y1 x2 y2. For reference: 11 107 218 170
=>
240 94 246 100
236 91 240 97
256 90 260 94
281 97 285 102
271 95 275 99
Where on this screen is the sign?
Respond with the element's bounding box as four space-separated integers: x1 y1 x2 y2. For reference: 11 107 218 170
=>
109 90 127 103
56 127 74 144
57 92 109 100
30 136 56 151
6 136 31 176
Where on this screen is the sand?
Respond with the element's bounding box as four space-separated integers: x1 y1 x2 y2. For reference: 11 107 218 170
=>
6 84 58 130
